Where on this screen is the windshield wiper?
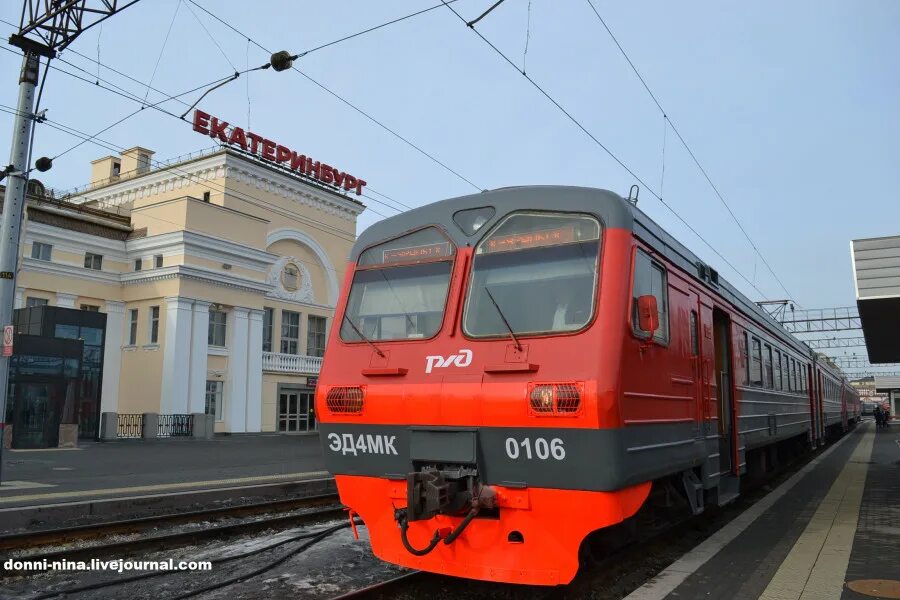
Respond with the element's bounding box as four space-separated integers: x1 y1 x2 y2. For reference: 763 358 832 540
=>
484 287 522 351
342 313 385 357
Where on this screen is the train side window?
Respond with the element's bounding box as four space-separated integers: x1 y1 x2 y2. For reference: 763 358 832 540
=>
791 359 798 392
632 249 669 344
763 344 773 389
750 336 763 386
690 311 699 356
774 349 783 391
742 332 750 385
784 354 791 391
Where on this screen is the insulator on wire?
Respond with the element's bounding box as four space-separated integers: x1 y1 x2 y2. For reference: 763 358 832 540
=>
270 50 296 72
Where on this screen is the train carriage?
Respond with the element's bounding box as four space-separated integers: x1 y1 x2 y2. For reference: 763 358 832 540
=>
316 186 858 585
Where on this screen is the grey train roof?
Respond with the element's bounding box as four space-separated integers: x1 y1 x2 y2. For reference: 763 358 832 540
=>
351 185 849 383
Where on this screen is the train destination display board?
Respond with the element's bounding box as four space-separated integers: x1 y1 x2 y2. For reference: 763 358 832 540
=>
484 225 577 254
382 242 453 264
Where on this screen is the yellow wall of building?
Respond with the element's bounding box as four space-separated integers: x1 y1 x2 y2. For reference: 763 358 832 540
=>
117 296 166 414
19 274 122 303
17 149 358 434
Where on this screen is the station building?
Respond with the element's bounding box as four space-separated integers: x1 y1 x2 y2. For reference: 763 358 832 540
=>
2 143 363 447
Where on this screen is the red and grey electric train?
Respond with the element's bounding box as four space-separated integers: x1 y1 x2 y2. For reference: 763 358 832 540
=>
316 186 860 585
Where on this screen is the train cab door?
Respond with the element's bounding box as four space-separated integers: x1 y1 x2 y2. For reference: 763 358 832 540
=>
712 308 734 472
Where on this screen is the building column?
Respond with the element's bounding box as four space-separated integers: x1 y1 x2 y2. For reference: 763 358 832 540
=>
225 307 249 432
14 287 24 309
160 297 193 414
188 300 210 414
100 301 126 414
56 292 77 308
245 309 264 433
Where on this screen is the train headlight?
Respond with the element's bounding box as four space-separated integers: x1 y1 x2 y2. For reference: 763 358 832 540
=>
325 386 365 414
528 383 582 416
530 385 555 413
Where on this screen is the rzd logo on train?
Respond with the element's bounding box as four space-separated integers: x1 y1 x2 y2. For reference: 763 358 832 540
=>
425 349 473 373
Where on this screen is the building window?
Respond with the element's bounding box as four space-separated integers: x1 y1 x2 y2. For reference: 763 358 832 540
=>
208 309 227 347
764 344 773 389
84 253 103 270
280 310 300 354
262 307 273 352
202 191 211 202
128 309 138 345
134 258 142 271
31 242 52 261
80 304 100 312
154 254 163 268
307 315 327 358
632 249 669 343
112 161 121 176
149 305 160 344
750 337 763 386
205 380 223 421
26 297 48 308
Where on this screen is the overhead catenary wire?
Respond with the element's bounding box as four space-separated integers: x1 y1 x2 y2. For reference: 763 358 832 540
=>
0 19 412 218
582 0 795 303
0 104 377 269
1 13 453 213
294 0 462 59
186 0 483 192
437 0 769 299
0 101 390 240
0 45 400 225
183 0 238 71
143 0 182 103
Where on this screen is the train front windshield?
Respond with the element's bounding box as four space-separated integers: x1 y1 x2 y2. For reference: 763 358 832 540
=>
340 227 455 341
464 212 601 337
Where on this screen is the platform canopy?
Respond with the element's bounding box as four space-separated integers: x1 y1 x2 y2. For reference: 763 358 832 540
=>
851 235 900 363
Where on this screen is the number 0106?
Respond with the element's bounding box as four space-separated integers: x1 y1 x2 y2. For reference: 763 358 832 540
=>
504 437 565 460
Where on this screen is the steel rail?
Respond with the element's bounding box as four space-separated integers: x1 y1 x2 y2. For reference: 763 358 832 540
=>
1 495 341 570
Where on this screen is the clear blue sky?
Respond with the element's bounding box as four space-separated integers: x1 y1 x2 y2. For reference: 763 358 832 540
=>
1 0 898 314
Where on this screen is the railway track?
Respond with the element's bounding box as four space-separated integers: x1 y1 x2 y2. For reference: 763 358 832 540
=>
1 493 342 572
326 437 835 600
330 572 428 599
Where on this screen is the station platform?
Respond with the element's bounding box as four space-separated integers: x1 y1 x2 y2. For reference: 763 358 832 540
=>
0 433 330 532
627 421 899 600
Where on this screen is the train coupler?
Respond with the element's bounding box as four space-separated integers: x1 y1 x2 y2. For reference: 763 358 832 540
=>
394 466 496 556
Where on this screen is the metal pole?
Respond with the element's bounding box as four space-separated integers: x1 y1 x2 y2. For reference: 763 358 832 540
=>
0 51 40 483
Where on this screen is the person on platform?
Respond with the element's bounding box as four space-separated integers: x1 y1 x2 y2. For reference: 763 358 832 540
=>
874 405 884 429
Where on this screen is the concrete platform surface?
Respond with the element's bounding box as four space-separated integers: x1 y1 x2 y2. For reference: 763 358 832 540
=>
627 421 900 600
0 433 327 508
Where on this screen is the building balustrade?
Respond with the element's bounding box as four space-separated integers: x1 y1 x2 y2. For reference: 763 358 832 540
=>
262 351 323 374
